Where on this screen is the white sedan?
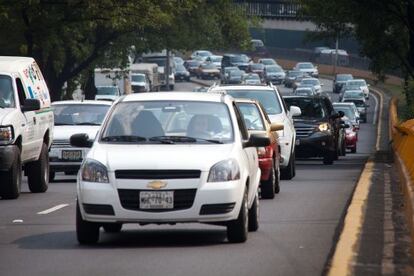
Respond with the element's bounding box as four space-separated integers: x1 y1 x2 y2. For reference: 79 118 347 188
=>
299 78 323 94
72 92 269 244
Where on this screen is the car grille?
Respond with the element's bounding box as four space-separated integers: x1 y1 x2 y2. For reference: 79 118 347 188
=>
295 126 315 138
118 189 197 212
115 170 201 179
52 139 71 147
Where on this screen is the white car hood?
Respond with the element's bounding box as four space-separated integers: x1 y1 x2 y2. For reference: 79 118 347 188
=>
89 143 235 172
53 125 101 141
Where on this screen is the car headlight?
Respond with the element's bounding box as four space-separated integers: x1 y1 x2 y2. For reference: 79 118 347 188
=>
0 126 13 145
81 159 109 183
318 123 330 132
208 159 240 182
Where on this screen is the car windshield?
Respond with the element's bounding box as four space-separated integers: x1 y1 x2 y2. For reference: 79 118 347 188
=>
298 63 314 69
230 55 245 63
211 56 222 62
53 104 110 125
176 64 187 72
287 71 302 77
226 89 282 115
0 75 15 108
250 64 264 70
201 63 216 69
96 87 118 95
266 66 282 73
237 103 265 131
301 79 318 85
101 101 233 143
344 99 365 107
333 106 356 120
251 40 264 47
336 74 353 81
260 59 276 65
344 91 364 98
131 75 145 82
284 97 325 119
348 80 366 86
198 51 212 57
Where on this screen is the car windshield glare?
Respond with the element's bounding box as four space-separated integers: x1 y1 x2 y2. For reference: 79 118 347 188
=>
101 101 234 143
226 90 282 115
53 104 110 125
97 87 118 95
284 98 325 119
131 75 145 82
0 75 15 108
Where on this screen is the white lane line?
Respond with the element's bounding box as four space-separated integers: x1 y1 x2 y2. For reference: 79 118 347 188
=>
372 91 379 126
370 88 384 151
37 204 69 215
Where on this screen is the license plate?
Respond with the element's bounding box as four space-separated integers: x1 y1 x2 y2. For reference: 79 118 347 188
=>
140 191 174 209
62 150 82 161
295 139 300 146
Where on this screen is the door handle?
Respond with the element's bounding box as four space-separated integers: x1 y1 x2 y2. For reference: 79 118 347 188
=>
21 124 25 127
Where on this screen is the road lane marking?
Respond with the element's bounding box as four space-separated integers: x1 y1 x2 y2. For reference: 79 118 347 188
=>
328 161 374 276
372 91 379 125
37 204 69 215
370 88 384 151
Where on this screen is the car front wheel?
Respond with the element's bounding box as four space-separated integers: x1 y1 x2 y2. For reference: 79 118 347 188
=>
261 159 275 199
227 188 248 243
0 146 21 199
76 201 100 244
248 192 259 232
26 143 49 193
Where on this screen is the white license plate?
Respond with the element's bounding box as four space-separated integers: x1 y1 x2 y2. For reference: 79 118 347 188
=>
140 191 174 209
62 150 82 161
295 139 300 146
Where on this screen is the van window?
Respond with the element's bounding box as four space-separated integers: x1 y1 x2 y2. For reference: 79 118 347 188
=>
15 78 26 106
0 75 16 108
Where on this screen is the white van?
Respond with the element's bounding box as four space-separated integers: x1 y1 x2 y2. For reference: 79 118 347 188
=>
0 57 54 199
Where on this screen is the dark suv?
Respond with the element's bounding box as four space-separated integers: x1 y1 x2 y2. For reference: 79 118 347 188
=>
222 54 250 72
283 95 346 165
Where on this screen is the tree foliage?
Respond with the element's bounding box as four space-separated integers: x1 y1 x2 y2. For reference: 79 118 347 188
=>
301 0 414 117
0 0 252 100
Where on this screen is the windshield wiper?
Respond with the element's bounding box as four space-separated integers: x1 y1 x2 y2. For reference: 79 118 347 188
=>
55 123 75 126
101 135 146 142
76 122 101 126
149 136 197 144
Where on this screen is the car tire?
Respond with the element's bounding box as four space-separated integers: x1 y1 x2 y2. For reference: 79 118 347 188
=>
323 150 335 165
0 146 21 199
274 160 281 194
341 140 346 156
261 159 275 199
76 201 100 244
49 171 55 183
102 223 123 233
281 152 295 180
26 143 49 193
227 188 248 243
248 192 259 232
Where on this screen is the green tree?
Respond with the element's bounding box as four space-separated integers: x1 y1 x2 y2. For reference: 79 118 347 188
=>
301 0 414 117
0 0 252 101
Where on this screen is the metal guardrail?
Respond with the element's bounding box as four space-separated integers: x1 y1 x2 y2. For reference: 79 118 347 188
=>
235 1 305 19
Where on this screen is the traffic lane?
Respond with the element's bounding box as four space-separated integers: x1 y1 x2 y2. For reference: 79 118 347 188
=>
0 79 378 276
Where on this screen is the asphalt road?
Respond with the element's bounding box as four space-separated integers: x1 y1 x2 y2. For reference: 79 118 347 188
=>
0 79 378 276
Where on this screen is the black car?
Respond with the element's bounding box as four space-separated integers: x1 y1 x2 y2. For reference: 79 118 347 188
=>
222 54 250 72
333 74 353 93
174 64 190 81
283 95 346 165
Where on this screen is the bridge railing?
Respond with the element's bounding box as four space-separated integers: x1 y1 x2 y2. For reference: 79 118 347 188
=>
235 1 305 19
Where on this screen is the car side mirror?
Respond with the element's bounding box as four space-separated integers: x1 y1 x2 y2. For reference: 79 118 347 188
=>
270 123 284 131
70 133 93 148
21 99 40 112
289 105 301 117
243 134 270 148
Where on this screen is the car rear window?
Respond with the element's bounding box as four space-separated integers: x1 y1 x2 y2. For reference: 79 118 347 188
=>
284 97 326 119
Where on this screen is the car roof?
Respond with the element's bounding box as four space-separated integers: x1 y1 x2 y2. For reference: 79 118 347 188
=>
52 100 113 106
0 56 36 73
120 92 229 103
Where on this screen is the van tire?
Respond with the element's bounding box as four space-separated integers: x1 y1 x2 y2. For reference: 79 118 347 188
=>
227 188 248 243
248 192 259 232
26 143 49 193
0 147 21 199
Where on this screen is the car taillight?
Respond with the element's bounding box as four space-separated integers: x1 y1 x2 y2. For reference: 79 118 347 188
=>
257 145 273 158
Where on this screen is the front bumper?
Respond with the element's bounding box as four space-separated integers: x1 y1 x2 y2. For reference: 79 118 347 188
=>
0 144 17 171
77 173 244 224
295 132 335 158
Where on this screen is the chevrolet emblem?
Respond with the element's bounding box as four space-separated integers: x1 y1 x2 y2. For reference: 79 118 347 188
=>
147 180 167 190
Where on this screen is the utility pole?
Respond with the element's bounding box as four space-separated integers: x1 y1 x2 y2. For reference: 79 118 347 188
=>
166 49 170 90
333 32 339 75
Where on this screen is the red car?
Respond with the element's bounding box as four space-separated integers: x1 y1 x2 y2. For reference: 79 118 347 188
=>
235 99 283 199
345 122 358 153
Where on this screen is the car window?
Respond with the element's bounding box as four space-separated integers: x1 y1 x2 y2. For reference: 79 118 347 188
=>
225 89 282 115
0 75 15 108
53 104 110 125
101 101 234 143
96 87 118 95
333 106 356 120
284 97 326 119
236 103 265 131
